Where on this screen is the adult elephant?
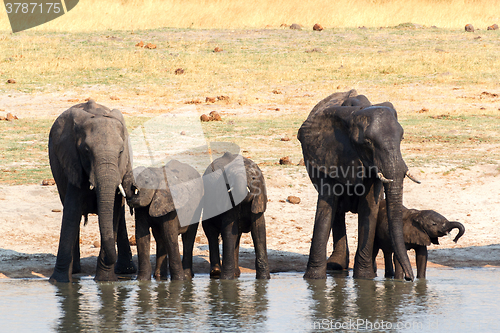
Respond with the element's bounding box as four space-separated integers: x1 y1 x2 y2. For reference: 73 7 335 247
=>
48 100 136 282
202 152 270 280
122 160 203 281
374 199 465 279
297 89 420 280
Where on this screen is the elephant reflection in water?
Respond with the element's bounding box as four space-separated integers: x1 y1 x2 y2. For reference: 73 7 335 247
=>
205 279 269 330
54 282 131 331
306 277 429 329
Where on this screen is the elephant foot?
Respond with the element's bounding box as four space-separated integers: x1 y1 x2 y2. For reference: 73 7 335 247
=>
352 269 377 280
220 273 235 280
115 258 137 274
153 271 169 281
326 262 348 271
210 265 221 279
303 266 327 279
72 263 81 274
234 267 241 278
256 270 271 279
184 269 194 280
49 270 72 283
326 253 349 271
136 271 152 281
94 268 119 282
170 272 186 281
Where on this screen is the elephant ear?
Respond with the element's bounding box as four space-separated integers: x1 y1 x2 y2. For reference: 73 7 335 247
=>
49 107 91 188
341 94 371 107
149 189 176 218
244 158 267 214
404 209 432 246
160 160 203 225
298 101 365 186
309 89 359 114
147 168 176 218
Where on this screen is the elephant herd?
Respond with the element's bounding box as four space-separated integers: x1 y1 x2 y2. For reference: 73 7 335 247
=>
47 91 464 283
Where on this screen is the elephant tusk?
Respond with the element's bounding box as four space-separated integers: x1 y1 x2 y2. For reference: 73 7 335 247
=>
118 184 126 197
377 172 393 183
134 188 139 195
247 186 250 193
405 171 421 184
89 184 94 190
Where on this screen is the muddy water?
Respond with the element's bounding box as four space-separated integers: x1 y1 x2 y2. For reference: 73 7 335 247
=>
1 268 499 332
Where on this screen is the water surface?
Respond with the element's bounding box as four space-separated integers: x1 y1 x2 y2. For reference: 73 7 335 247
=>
1 268 499 332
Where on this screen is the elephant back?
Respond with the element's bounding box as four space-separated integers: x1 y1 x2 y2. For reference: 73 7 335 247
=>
203 152 266 219
297 91 367 187
163 159 204 210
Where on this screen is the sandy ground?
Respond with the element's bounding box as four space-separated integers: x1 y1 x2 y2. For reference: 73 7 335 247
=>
1 91 500 280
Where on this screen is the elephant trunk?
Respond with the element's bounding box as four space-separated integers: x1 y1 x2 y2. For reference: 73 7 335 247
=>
449 221 465 243
382 157 414 281
94 162 121 275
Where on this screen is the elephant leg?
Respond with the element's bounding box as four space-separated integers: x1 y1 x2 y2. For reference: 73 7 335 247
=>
181 223 198 279
50 183 82 283
304 196 336 279
151 224 168 280
234 233 242 278
327 209 349 270
371 246 378 275
383 249 395 278
353 183 382 279
115 205 137 274
72 228 81 274
135 210 152 281
415 245 428 279
203 218 222 278
251 213 270 279
393 254 405 280
162 216 185 281
221 212 239 279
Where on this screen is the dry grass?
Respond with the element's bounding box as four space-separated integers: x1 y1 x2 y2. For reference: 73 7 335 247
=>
1 27 500 104
0 0 499 31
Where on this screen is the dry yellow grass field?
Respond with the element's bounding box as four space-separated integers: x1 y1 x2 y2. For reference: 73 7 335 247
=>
0 0 499 31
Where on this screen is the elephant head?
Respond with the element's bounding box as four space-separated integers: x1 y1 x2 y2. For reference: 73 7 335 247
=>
298 89 419 280
404 208 465 246
123 160 203 225
49 99 132 279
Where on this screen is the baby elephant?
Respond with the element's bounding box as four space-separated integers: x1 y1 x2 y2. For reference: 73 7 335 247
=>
374 199 465 279
123 160 203 281
202 152 270 279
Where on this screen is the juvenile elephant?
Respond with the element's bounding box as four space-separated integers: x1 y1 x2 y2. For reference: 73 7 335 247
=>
48 100 136 282
374 199 465 279
298 90 420 280
202 152 270 279
123 160 203 280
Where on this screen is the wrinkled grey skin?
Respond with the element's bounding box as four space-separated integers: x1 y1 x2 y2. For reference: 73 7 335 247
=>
298 89 415 280
202 152 270 279
374 199 465 279
123 160 203 281
48 100 136 283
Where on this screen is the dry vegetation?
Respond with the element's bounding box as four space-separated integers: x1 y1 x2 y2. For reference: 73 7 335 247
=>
1 22 500 184
0 0 500 278
0 0 499 31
